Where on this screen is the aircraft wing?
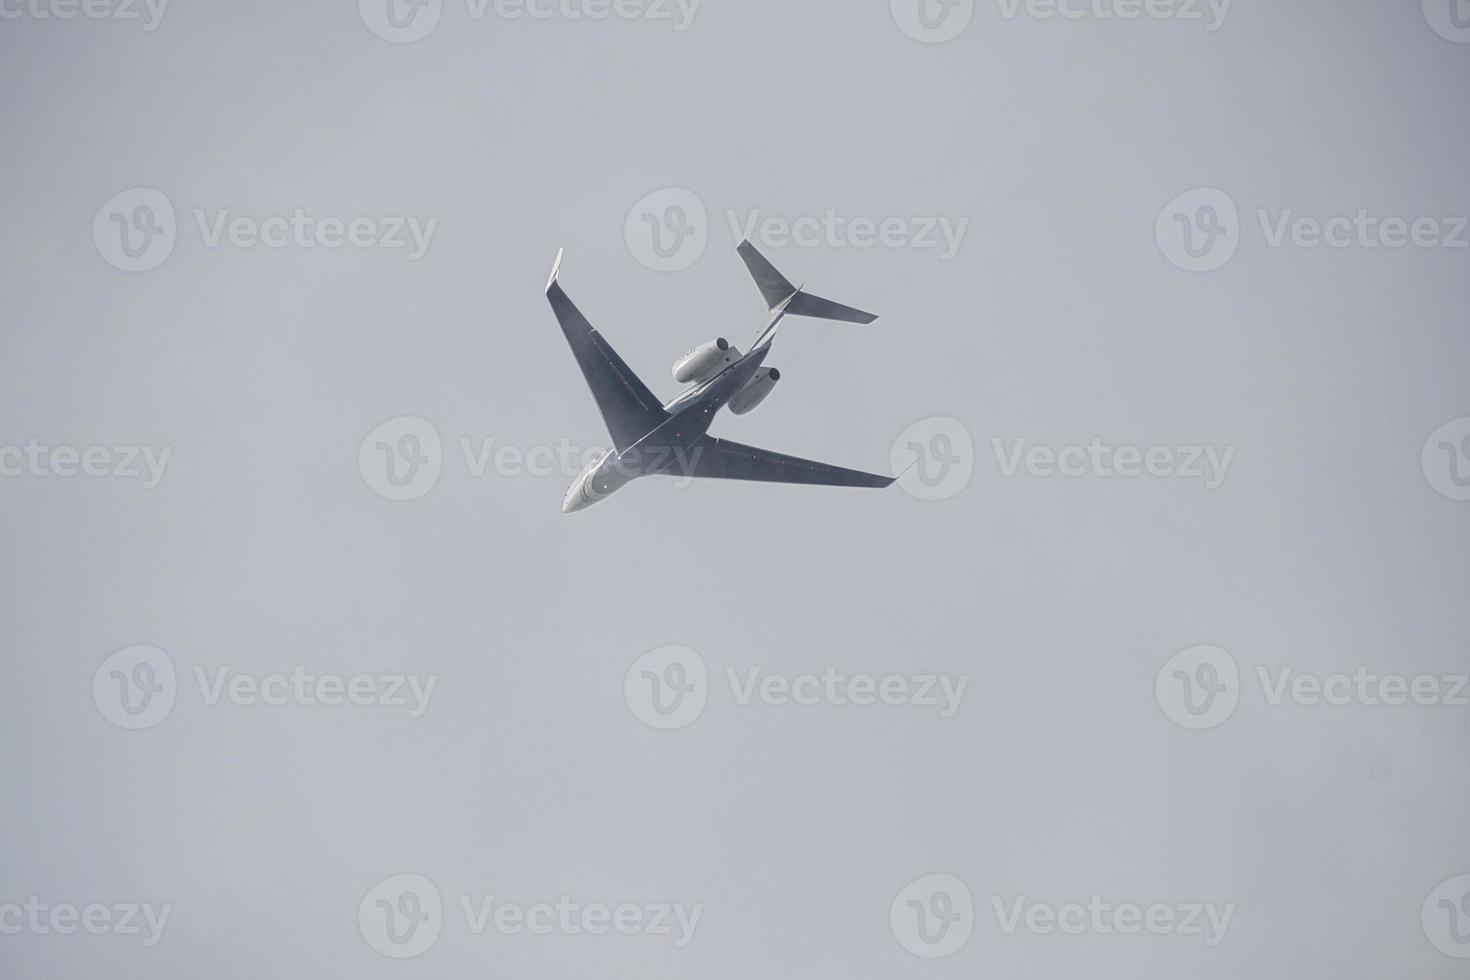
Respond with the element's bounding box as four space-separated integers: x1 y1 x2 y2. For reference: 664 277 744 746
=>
546 250 669 451
679 435 895 488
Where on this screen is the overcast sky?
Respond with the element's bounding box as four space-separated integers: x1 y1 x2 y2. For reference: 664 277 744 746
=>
2 1 1469 977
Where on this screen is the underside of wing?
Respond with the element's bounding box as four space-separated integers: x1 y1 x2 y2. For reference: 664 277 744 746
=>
678 436 895 489
546 251 668 451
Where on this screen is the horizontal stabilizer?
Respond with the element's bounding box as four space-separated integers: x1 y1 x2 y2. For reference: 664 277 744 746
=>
736 239 877 324
784 290 878 324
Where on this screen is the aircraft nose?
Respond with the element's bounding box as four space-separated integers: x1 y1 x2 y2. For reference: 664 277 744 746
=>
562 482 587 513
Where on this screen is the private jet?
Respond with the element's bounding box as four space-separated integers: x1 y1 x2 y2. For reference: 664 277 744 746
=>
549 239 897 513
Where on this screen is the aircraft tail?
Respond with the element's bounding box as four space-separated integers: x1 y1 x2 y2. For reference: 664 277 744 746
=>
736 240 878 324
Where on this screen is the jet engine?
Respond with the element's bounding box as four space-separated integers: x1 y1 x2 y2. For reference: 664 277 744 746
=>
729 367 780 415
673 338 737 383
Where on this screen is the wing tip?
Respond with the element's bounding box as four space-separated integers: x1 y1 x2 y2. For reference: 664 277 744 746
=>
546 247 565 292
885 455 921 487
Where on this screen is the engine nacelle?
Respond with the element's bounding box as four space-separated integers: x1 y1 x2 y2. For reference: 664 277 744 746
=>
729 366 780 415
673 338 737 383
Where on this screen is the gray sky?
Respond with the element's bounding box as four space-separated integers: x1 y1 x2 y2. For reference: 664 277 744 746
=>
3 0 1470 976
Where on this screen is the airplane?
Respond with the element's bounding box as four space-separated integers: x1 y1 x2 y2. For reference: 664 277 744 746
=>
548 239 898 513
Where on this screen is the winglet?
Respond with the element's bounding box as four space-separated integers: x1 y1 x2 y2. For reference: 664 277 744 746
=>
894 456 920 486
547 248 565 292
